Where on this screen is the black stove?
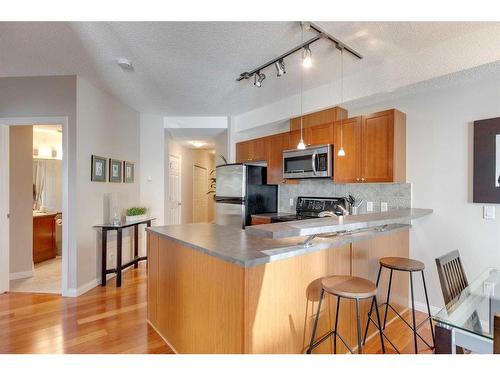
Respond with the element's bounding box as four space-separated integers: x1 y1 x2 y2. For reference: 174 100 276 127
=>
270 196 348 223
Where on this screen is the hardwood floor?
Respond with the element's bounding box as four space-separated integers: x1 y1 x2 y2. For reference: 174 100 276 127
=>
0 263 434 354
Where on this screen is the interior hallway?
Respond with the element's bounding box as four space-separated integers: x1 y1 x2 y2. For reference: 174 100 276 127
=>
10 257 62 294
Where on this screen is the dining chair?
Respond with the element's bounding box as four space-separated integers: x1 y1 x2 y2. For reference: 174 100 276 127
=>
495 314 500 354
435 250 469 304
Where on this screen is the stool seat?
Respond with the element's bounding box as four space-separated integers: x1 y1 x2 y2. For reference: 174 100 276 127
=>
321 275 377 299
380 257 425 272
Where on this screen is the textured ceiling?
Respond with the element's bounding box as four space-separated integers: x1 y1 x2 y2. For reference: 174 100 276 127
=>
0 21 495 116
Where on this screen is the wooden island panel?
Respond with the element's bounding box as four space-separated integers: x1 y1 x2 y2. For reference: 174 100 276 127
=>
147 228 409 354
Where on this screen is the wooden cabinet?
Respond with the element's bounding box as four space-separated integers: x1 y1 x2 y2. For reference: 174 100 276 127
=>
236 138 267 163
307 122 334 146
250 216 272 225
333 117 362 183
333 109 406 183
290 106 347 131
288 129 308 149
266 132 287 185
33 213 57 264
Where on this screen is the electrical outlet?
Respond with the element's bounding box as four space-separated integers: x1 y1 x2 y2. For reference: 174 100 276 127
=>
366 201 374 212
381 202 388 212
289 198 294 207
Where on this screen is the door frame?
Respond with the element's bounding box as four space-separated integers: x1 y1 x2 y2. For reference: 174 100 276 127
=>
0 117 70 296
167 153 182 225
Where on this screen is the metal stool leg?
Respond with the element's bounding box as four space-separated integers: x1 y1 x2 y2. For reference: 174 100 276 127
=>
307 288 325 354
363 264 382 344
373 296 386 353
355 298 362 354
383 268 393 329
410 272 418 354
421 270 435 347
333 296 340 354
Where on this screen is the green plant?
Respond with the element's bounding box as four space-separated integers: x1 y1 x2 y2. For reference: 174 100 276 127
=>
126 207 147 216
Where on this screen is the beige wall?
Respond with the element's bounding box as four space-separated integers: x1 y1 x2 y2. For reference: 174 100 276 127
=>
9 126 34 276
166 133 215 224
76 77 140 288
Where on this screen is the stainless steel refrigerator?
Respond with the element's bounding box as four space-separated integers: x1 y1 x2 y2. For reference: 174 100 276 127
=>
215 164 278 228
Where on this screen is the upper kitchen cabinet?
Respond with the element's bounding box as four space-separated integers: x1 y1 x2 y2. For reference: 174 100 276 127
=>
361 109 406 183
266 132 288 184
236 137 267 163
333 116 362 183
307 122 334 146
289 106 347 131
334 109 406 183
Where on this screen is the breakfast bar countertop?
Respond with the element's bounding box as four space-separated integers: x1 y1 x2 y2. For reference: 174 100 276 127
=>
245 208 433 239
146 208 433 268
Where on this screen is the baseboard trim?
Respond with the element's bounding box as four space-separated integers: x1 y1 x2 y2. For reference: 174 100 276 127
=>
9 270 34 280
64 278 101 297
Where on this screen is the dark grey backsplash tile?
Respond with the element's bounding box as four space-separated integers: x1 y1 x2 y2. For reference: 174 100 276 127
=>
278 181 412 213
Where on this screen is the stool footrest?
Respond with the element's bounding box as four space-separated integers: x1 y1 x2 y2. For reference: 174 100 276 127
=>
307 329 354 354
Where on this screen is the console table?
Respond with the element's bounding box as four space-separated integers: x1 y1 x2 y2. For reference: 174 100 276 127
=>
94 217 155 287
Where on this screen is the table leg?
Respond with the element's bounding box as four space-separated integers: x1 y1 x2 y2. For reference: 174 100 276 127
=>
434 325 452 354
116 228 122 287
134 224 139 268
101 229 107 286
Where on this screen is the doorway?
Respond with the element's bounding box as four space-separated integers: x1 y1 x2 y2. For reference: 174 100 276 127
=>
193 165 208 223
0 117 70 296
167 154 182 225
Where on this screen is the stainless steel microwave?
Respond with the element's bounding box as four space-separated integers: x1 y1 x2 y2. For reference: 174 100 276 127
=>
283 144 333 179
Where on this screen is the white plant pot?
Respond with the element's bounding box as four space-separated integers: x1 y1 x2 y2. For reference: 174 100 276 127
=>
126 214 147 222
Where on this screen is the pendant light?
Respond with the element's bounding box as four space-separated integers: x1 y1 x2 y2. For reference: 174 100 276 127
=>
297 24 306 150
337 47 346 157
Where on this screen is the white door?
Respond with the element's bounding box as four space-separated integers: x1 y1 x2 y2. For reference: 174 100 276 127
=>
167 155 181 225
193 165 208 223
0 125 10 293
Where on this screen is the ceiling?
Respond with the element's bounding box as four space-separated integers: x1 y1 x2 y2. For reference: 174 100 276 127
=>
166 128 226 149
0 22 495 116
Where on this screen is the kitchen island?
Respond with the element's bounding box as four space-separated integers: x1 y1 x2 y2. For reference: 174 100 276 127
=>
146 209 432 354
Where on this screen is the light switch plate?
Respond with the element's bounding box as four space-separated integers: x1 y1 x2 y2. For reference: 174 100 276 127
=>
484 206 495 220
367 201 374 212
381 202 388 212
289 198 294 207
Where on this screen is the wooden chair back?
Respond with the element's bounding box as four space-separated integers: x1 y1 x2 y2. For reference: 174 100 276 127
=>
495 314 500 354
435 250 469 305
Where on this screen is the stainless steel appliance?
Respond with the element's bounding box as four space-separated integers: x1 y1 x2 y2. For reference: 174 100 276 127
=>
215 164 278 228
283 144 333 179
270 196 348 223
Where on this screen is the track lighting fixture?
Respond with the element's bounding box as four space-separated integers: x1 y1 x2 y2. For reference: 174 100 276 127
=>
254 71 266 87
302 45 312 69
275 59 286 77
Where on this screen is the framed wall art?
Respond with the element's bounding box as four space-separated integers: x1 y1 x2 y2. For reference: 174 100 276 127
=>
473 116 500 203
123 161 135 183
109 158 123 183
91 155 107 182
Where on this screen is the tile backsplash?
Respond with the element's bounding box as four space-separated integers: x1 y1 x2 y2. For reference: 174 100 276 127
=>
278 180 412 214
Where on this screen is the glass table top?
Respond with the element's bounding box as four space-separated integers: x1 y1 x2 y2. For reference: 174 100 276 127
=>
433 267 500 340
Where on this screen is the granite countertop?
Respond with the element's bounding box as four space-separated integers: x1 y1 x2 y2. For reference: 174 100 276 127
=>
245 208 433 239
146 221 413 268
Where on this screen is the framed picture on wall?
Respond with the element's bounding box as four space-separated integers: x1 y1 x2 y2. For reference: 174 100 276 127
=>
473 116 500 203
91 155 107 182
109 158 123 183
123 161 134 183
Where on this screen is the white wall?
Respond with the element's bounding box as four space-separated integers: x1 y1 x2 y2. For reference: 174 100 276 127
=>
76 77 141 289
347 68 500 310
0 75 78 292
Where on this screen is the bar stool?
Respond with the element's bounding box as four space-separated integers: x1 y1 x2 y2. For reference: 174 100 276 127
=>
307 275 386 354
363 257 435 354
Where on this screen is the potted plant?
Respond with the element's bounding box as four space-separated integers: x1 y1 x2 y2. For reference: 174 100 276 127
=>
125 206 148 222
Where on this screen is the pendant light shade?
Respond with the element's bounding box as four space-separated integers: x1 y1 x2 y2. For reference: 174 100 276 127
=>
337 147 345 156
297 138 306 150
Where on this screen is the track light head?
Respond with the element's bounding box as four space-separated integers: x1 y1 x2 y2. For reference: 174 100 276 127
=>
302 45 312 69
254 71 266 87
275 59 286 77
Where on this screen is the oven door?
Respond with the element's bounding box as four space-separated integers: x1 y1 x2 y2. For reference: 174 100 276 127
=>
283 145 332 179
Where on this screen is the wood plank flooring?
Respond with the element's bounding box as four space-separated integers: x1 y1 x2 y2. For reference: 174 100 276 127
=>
0 263 434 354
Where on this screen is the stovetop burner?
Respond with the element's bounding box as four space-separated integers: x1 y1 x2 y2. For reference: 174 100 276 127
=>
270 196 347 223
